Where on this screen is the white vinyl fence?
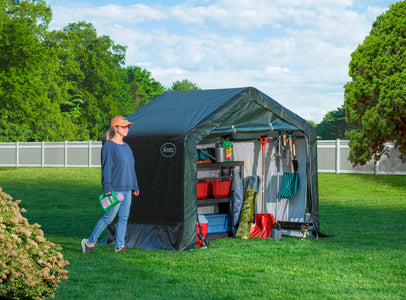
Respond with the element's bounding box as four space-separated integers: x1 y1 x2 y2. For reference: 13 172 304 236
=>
0 140 405 175
0 141 102 168
317 139 406 175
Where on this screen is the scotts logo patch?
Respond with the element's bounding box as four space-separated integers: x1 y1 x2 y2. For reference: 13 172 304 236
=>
160 143 176 158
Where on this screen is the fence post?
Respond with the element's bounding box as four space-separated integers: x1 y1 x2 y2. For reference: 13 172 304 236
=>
336 138 340 174
88 140 92 168
16 141 19 167
64 141 68 168
41 141 45 167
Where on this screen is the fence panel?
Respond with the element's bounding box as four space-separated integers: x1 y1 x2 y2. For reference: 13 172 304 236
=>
0 140 405 174
0 141 102 168
316 139 406 175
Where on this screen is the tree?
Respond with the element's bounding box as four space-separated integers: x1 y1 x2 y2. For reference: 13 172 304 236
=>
0 2 168 142
316 106 355 140
306 120 317 128
169 79 201 91
0 0 78 142
46 22 127 140
118 66 165 115
344 1 406 165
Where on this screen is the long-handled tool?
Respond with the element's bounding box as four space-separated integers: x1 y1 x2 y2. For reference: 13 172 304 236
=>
250 136 276 238
279 133 299 199
261 136 267 212
290 136 298 173
293 138 298 169
271 134 282 239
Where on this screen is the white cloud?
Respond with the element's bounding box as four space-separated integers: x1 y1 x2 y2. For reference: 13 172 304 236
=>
167 0 283 28
50 3 166 28
46 0 398 122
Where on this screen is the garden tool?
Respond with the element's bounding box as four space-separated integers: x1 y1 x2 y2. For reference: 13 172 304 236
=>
271 134 282 239
279 133 299 199
250 136 276 238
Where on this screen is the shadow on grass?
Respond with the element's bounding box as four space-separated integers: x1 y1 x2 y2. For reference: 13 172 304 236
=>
319 206 405 251
318 173 406 252
354 173 406 190
320 173 406 192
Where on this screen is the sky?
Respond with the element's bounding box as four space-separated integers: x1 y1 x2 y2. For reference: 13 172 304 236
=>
46 0 400 123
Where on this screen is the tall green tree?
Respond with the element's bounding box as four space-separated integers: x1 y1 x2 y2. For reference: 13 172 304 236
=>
0 0 77 141
46 22 127 140
169 79 201 91
344 1 406 165
0 2 168 142
118 66 165 115
316 106 355 140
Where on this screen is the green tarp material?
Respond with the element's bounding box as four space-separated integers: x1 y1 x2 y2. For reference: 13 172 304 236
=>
109 87 320 250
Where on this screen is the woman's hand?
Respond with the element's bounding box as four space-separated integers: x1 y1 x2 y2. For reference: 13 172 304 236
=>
133 191 139 196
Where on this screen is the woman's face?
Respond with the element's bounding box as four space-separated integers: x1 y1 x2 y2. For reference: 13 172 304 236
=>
115 125 129 137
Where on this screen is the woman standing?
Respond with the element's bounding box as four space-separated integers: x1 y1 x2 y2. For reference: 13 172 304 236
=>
82 116 139 253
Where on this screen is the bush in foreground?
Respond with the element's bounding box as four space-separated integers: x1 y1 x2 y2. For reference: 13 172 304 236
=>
0 187 69 299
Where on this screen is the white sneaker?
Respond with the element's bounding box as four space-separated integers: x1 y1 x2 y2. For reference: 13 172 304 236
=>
115 245 128 253
81 239 95 253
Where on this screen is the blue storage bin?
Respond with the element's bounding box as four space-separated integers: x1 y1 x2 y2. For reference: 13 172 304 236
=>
203 213 232 234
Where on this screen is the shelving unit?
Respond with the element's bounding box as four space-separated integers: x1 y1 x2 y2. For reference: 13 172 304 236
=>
196 161 245 177
196 161 244 238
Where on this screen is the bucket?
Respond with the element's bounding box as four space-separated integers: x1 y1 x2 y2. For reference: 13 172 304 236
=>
270 222 282 239
215 143 226 162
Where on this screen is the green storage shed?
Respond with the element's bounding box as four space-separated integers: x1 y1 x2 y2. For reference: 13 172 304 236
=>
107 87 322 250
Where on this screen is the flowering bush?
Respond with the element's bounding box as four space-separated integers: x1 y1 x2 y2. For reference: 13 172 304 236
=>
0 187 69 299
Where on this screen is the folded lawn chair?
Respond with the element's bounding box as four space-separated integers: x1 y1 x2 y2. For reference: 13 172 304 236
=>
235 175 260 240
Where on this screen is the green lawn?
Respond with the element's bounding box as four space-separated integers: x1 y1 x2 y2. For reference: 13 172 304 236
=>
0 168 405 299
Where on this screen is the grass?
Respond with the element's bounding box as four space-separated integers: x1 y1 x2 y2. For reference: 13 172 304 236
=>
0 168 405 299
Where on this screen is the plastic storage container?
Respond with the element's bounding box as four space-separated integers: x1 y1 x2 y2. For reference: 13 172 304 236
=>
221 141 233 161
203 213 232 234
99 192 124 211
196 179 210 199
210 178 232 198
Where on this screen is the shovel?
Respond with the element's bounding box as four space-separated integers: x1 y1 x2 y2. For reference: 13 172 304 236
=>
250 136 276 238
278 133 299 199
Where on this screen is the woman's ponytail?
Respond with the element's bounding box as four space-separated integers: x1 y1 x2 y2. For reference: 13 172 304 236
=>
106 127 115 141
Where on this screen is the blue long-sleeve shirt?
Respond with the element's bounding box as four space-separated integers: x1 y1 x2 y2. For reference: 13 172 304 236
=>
101 140 139 194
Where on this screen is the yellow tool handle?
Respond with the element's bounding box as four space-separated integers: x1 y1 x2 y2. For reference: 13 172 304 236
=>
289 137 294 172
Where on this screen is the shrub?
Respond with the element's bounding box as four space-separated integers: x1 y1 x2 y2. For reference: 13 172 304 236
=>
0 187 69 299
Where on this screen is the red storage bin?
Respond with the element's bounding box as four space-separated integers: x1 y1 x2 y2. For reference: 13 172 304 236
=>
197 179 210 199
210 178 232 198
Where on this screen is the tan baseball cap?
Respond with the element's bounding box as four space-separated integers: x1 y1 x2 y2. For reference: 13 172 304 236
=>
110 116 134 128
